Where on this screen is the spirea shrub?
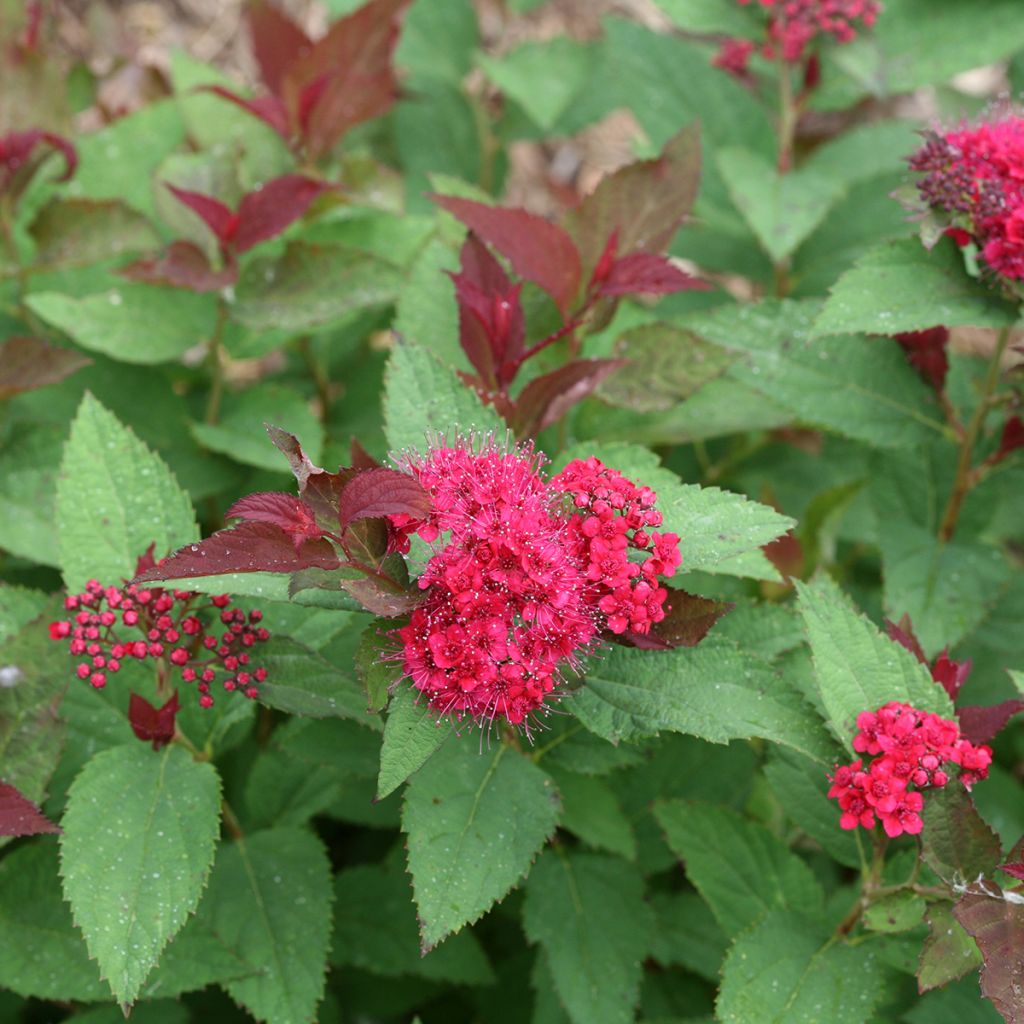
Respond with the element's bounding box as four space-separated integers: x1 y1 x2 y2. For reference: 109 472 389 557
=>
1 1 1023 1023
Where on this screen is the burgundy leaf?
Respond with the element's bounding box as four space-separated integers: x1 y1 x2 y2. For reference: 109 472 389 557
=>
998 863 1024 882
922 784 1003 883
451 234 525 387
128 691 180 750
510 358 626 438
339 575 426 618
0 336 90 399
133 522 341 583
135 542 159 578
119 241 237 292
612 588 733 650
893 327 950 393
762 532 804 582
599 252 708 297
933 649 973 701
958 700 1024 745
226 492 323 548
430 195 583 318
993 415 1024 464
164 184 236 244
234 175 331 253
248 0 312 94
338 467 431 530
350 438 381 471
200 86 291 139
264 425 354 529
953 890 1024 1023
885 614 928 666
565 123 701 278
0 781 60 836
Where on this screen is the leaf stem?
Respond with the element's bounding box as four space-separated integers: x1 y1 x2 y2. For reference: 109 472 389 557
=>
298 335 332 420
937 324 1012 543
221 798 245 841
204 296 230 426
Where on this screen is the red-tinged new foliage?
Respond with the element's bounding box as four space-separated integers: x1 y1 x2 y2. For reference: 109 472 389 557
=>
828 702 992 838
509 359 626 439
337 467 432 529
0 782 60 837
120 241 237 293
885 615 972 700
595 251 708 297
0 128 76 196
207 0 410 161
613 588 733 651
0 336 90 399
135 521 342 583
958 701 1024 746
128 691 180 750
953 890 1024 1023
226 492 323 550
893 327 950 392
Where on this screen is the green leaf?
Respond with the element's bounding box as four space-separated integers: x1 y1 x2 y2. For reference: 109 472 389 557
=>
921 785 1003 884
687 300 948 448
28 198 159 271
546 767 636 859
652 0 761 33
403 742 560 949
0 423 64 565
232 242 401 332
717 148 846 263
61 1001 191 1024
397 0 478 84
0 584 49 644
56 393 198 592
523 852 653 1024
575 640 836 765
378 686 452 799
716 911 889 1024
794 575 953 750
59 743 221 1006
654 801 825 935
0 606 68 811
197 827 334 1024
383 338 505 455
150 571 361 609
863 891 926 933
191 384 323 471
918 901 983 992
0 840 107 1001
26 286 217 365
356 620 400 713
648 890 728 980
331 863 494 984
903 974 1003 1024
814 239 1020 338
256 636 380 726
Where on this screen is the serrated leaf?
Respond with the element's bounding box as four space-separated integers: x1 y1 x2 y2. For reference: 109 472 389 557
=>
198 827 334 1024
716 910 889 1024
56 394 198 592
60 743 221 1006
0 424 64 565
918 901 983 992
575 640 836 765
794 576 953 751
377 685 450 798
356 621 401 713
0 782 59 836
921 785 1003 884
330 863 494 984
232 242 400 331
814 239 1019 338
26 286 217 365
717 148 846 263
522 852 653 1024
654 800 824 936
383 338 505 455
952 890 1024 1024
648 890 728 980
403 741 559 949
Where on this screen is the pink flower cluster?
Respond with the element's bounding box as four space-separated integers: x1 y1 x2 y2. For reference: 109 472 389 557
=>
715 0 879 71
552 457 681 635
910 114 1024 281
395 440 681 728
49 578 269 708
828 702 992 838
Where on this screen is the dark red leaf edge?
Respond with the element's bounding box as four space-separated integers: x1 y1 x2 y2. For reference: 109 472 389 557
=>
337 467 431 530
128 691 180 750
0 781 60 836
510 358 626 438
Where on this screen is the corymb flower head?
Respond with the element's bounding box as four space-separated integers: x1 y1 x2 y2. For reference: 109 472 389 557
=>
828 701 992 838
910 111 1024 283
396 438 682 731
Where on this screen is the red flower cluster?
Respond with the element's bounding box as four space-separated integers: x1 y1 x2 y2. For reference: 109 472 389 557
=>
396 440 681 728
49 578 269 708
553 457 681 636
910 114 1024 281
828 702 992 838
716 0 879 71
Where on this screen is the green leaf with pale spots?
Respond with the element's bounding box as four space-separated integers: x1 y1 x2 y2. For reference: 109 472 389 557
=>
654 801 825 936
59 743 221 1007
794 575 952 751
402 742 560 949
194 827 334 1024
383 339 505 456
522 851 653 1024
716 911 890 1024
56 393 198 593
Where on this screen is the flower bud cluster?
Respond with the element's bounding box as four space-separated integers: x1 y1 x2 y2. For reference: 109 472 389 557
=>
396 440 682 729
828 702 992 838
910 115 1024 281
49 579 269 708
